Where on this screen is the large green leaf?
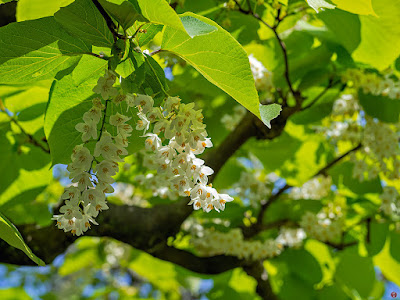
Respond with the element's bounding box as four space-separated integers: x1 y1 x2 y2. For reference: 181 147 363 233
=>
0 17 90 84
44 73 97 166
54 0 115 47
358 90 400 123
0 211 45 266
332 0 376 16
162 12 260 118
335 253 376 298
16 0 73 21
319 0 400 69
0 121 52 208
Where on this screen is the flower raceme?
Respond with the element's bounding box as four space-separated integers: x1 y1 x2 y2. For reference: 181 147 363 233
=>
53 70 233 236
53 70 131 236
130 95 234 213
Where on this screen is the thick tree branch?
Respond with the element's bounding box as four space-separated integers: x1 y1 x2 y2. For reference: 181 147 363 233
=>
243 262 279 300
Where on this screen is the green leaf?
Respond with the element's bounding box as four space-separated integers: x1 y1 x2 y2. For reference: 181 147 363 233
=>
329 161 382 195
0 17 90 84
162 12 260 118
335 253 375 298
306 0 336 13
366 222 389 256
54 0 115 47
71 54 108 85
16 0 73 21
99 0 144 30
259 103 282 129
115 50 144 78
389 230 400 263
0 211 45 266
374 237 400 287
44 73 97 166
319 0 400 69
180 15 216 38
143 54 169 96
129 0 186 33
135 24 164 47
358 90 400 123
331 0 376 16
0 121 52 208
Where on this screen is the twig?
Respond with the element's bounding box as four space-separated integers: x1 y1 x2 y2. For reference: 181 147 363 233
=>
247 143 362 237
233 1 299 102
302 79 341 110
149 49 163 56
91 0 125 41
0 100 50 154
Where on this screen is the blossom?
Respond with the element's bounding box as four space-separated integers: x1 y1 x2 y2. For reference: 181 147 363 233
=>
75 119 98 141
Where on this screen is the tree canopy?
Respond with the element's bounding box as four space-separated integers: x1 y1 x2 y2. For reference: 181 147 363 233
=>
0 0 400 299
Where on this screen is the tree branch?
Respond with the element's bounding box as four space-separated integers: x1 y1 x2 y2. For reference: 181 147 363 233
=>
91 0 125 40
302 79 342 111
243 261 279 300
246 143 362 237
0 101 50 154
233 1 300 102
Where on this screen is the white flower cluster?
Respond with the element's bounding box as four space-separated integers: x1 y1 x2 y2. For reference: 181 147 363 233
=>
290 175 332 200
324 120 361 144
221 105 246 131
332 94 359 116
132 95 233 212
53 70 132 236
300 211 343 243
231 171 276 208
342 69 400 99
380 186 400 218
192 228 284 260
276 227 306 248
352 117 400 181
249 54 273 92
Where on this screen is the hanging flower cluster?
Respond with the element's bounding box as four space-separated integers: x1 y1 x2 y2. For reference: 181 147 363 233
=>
231 170 277 208
380 186 400 218
300 210 343 243
132 95 234 212
290 175 332 200
192 226 305 260
342 69 400 99
221 105 246 131
52 70 131 236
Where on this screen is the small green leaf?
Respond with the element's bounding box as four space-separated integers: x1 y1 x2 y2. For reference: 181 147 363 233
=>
129 0 186 33
180 15 216 38
259 103 282 128
0 211 45 266
306 0 336 13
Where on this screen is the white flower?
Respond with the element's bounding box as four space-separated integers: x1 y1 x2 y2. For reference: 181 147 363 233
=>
71 145 93 170
83 106 102 123
213 194 233 212
144 133 162 151
61 186 81 203
94 132 118 160
134 94 154 113
82 187 105 204
95 160 116 183
109 113 131 127
75 119 98 141
136 112 150 134
164 96 181 113
72 172 93 190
